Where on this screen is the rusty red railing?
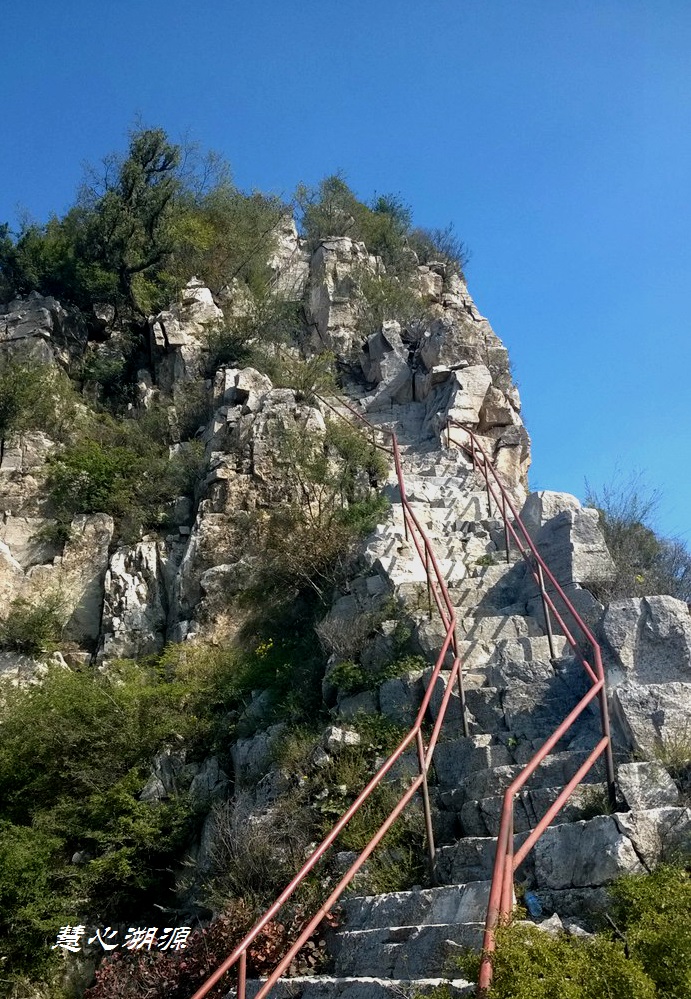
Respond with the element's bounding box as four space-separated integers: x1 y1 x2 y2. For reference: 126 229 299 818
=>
445 420 616 994
189 401 468 999
188 400 617 999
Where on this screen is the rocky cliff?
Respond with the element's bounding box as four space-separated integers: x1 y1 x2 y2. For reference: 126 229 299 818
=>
1 217 689 998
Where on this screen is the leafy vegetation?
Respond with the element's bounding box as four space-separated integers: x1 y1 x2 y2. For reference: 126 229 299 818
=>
0 594 64 656
0 357 76 452
457 864 691 999
45 406 204 543
295 173 467 276
248 417 389 600
0 128 285 322
585 473 691 602
354 267 435 340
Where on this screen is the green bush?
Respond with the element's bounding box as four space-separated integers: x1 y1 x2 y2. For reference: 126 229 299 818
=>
0 358 77 448
459 922 656 998
296 176 415 272
609 865 691 998
46 410 205 542
0 594 64 655
250 418 389 600
203 293 304 375
456 865 691 999
407 223 469 275
355 268 434 340
0 657 229 978
585 473 691 602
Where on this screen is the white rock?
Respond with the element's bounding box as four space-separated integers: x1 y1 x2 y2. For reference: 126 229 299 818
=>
617 761 679 810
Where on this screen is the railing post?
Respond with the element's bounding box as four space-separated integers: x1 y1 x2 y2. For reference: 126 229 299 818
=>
416 729 436 882
536 562 556 660
238 951 247 999
501 810 515 918
502 493 510 563
425 547 433 620
454 628 470 739
594 649 618 809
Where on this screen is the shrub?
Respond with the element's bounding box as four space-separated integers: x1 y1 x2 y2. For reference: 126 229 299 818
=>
46 410 205 542
250 418 389 600
0 358 77 449
296 176 413 273
609 864 691 998
585 472 691 602
203 293 304 375
0 594 64 655
196 792 313 911
354 268 434 341
407 223 470 275
459 922 656 998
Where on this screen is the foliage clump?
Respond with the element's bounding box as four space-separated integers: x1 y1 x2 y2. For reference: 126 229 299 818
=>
0 128 285 320
458 864 691 999
295 174 467 277
0 357 76 451
250 417 389 600
585 473 691 601
45 406 204 543
0 594 64 656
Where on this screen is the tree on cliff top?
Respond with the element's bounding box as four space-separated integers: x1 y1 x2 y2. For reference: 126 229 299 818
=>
0 127 285 319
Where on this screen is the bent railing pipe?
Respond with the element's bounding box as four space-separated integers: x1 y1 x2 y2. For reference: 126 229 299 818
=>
446 421 616 994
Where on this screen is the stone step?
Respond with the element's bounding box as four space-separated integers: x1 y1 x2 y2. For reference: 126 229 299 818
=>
458 782 609 837
340 880 491 931
434 832 532 885
330 922 484 978
432 736 514 790
236 977 474 999
438 750 606 812
426 671 600 745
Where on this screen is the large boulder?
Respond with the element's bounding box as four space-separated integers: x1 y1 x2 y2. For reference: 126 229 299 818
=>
267 216 310 299
600 596 691 685
611 680 691 756
529 507 616 591
0 291 66 365
151 280 223 392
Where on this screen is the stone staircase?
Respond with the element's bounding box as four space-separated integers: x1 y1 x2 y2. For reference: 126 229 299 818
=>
231 400 689 999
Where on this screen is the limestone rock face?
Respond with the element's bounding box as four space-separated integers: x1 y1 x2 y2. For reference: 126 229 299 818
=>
0 291 66 365
151 279 223 392
611 681 691 756
530 507 616 590
305 237 379 355
1 514 114 645
601 596 691 684
520 491 584 538
267 216 310 298
99 541 168 659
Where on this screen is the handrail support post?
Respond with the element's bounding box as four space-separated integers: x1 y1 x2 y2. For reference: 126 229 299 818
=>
537 562 556 660
416 730 437 883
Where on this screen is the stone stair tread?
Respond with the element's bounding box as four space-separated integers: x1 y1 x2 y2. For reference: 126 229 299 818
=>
235 975 474 999
439 749 604 808
331 922 485 978
458 782 609 836
341 880 491 930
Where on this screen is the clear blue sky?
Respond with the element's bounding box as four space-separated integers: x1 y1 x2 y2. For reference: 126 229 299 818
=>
2 0 689 541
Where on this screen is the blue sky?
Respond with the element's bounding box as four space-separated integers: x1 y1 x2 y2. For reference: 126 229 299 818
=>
2 0 690 541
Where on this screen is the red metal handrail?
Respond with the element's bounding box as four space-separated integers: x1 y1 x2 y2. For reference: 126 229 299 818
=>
445 421 616 994
189 400 468 999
